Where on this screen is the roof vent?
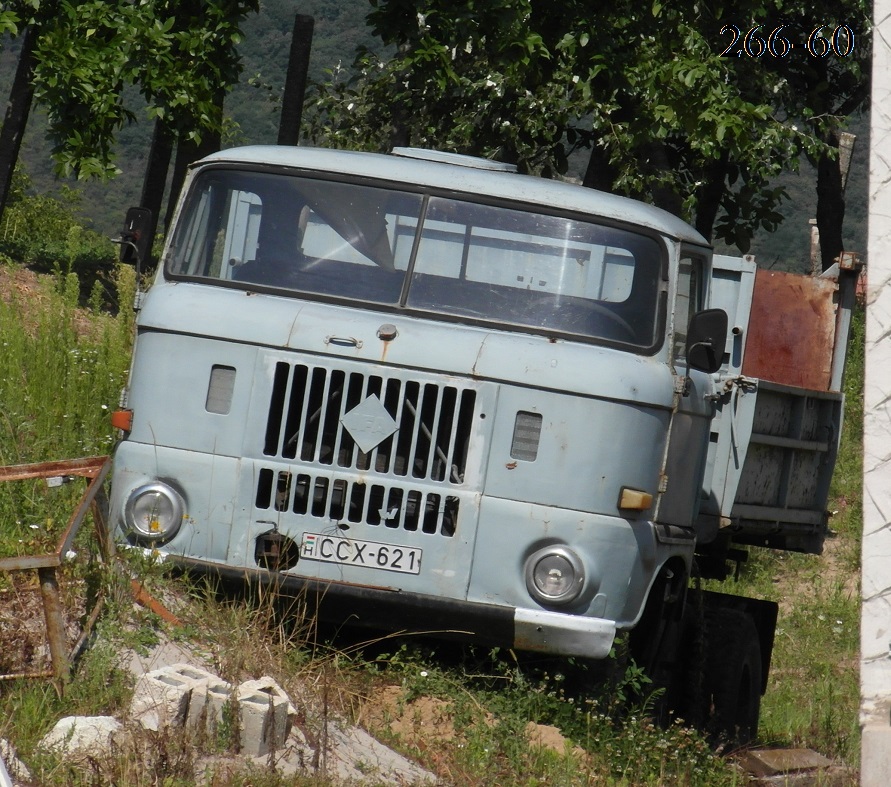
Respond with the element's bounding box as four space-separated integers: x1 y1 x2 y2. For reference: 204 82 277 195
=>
391 147 517 173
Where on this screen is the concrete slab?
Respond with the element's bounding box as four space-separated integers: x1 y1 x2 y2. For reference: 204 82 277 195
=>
38 716 123 760
119 636 212 678
861 726 891 787
322 721 438 785
738 748 832 777
0 739 30 785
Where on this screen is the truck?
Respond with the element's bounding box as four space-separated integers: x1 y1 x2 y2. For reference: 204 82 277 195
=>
110 145 860 743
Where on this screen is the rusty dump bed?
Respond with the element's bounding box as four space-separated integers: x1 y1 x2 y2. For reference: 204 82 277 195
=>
742 269 839 391
698 256 860 555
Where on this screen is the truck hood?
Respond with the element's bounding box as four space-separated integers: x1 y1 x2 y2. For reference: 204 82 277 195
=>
136 281 675 409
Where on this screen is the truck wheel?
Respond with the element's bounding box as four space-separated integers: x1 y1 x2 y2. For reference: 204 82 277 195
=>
704 608 762 747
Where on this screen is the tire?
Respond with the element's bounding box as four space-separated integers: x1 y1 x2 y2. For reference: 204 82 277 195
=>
627 566 691 724
704 608 762 747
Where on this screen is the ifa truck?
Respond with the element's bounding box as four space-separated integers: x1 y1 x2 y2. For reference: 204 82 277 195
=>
110 145 859 740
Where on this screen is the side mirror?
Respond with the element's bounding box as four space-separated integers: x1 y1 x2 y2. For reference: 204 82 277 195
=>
118 207 153 267
686 309 728 374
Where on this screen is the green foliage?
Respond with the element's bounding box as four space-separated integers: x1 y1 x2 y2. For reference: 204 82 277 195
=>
0 168 126 305
14 0 259 179
0 259 133 559
306 0 868 252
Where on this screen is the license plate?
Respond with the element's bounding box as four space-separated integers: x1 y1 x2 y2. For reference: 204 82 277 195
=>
300 533 422 575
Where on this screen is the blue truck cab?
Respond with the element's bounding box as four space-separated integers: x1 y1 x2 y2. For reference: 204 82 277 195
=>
110 146 857 738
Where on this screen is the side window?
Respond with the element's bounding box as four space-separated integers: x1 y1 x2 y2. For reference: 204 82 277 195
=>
673 256 703 361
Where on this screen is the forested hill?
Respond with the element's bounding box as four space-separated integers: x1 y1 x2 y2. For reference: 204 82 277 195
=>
0 0 868 271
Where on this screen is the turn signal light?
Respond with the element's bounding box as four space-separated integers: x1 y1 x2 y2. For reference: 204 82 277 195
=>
619 487 653 511
111 409 134 432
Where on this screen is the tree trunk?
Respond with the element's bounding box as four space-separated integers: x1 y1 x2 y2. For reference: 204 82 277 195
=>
816 130 845 272
582 144 618 192
641 141 683 218
163 96 224 232
278 14 314 146
138 120 174 265
694 152 730 242
0 25 38 222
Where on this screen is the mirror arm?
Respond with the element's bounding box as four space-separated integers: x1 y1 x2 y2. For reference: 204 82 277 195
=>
682 340 715 396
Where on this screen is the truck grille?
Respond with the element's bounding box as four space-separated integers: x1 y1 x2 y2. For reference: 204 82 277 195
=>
256 362 478 537
262 362 476 483
254 470 459 537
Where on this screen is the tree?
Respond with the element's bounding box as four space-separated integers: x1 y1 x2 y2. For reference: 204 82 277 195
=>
306 1 869 254
0 1 258 225
769 10 869 270
30 0 258 177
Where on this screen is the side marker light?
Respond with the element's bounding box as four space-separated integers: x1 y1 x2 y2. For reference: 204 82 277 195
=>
111 409 133 432
619 487 653 511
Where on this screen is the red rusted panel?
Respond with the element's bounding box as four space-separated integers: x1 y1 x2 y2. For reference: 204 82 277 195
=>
742 269 837 390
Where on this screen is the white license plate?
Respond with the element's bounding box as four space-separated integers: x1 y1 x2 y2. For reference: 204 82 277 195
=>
300 533 422 575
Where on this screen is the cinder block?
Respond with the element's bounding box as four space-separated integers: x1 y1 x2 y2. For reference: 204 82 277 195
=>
188 678 233 743
236 677 295 756
130 663 219 731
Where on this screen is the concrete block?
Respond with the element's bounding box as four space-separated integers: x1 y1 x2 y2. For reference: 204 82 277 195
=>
188 678 234 744
130 662 218 731
235 677 295 757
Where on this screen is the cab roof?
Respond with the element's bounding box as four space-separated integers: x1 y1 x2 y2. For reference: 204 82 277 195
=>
197 145 710 246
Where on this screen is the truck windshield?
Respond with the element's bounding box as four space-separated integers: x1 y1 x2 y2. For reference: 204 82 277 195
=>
166 168 664 348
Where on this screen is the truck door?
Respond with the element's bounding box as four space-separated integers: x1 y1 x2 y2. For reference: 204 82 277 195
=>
657 253 718 526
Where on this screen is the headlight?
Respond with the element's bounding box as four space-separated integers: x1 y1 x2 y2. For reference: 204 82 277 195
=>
525 546 585 606
124 482 184 543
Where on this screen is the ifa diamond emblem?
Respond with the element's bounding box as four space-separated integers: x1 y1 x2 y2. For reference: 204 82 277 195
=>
340 394 399 454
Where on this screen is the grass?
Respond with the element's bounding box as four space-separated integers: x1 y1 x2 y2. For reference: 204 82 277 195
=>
0 259 865 785
0 262 134 559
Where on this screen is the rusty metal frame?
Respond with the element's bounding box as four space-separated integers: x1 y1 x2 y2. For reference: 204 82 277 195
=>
0 456 111 691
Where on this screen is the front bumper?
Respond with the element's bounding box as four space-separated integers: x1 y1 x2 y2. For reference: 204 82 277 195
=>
181 556 617 659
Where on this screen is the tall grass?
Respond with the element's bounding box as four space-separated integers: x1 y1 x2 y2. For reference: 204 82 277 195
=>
0 263 133 557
